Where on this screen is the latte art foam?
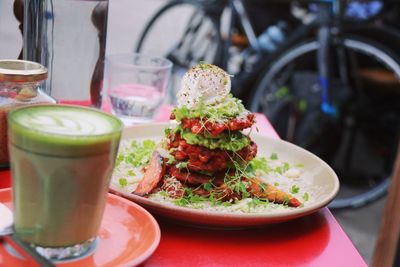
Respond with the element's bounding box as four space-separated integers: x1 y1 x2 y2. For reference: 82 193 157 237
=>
16 109 115 136
8 105 123 157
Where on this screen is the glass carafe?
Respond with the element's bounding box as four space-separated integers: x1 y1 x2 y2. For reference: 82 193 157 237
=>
23 0 109 107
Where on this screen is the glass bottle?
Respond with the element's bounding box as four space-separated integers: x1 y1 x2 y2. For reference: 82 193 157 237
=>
0 59 55 168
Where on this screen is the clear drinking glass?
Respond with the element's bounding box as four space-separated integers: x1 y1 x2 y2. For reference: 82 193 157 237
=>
8 104 122 261
104 53 172 125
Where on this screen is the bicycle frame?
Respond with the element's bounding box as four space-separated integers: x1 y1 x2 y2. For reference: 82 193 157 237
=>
231 0 260 52
317 1 341 116
225 0 349 116
137 0 390 115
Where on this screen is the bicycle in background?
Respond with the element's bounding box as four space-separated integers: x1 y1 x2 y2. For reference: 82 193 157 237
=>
136 0 400 209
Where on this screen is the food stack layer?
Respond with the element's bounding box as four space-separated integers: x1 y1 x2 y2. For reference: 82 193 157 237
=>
133 63 301 207
165 94 257 200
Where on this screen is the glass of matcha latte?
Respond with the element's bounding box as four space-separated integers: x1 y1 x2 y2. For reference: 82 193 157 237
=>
7 104 123 260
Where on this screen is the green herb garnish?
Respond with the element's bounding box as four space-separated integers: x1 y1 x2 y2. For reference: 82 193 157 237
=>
172 94 246 123
178 125 249 151
198 61 210 70
283 162 290 172
174 188 210 207
117 140 157 168
119 178 128 187
247 157 272 175
176 162 188 169
203 182 214 192
127 170 136 176
248 198 268 209
283 195 290 206
291 185 300 194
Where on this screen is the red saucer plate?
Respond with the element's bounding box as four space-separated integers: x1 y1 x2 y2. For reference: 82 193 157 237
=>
0 188 161 267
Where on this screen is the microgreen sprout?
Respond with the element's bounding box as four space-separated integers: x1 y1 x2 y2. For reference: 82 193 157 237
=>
291 185 300 194
119 178 128 187
270 152 278 160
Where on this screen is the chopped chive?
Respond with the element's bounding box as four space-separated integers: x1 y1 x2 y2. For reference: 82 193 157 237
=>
291 185 300 194
270 152 278 160
119 178 128 187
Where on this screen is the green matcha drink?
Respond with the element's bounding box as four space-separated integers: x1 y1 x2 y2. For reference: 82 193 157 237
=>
8 104 122 259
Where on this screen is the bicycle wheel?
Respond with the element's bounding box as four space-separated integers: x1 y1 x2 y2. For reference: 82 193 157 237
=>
249 35 400 209
135 0 223 104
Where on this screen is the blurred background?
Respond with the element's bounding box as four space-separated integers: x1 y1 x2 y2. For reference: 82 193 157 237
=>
1 0 399 264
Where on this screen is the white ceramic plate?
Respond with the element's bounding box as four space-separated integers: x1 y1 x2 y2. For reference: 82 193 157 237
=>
0 202 13 231
109 123 339 227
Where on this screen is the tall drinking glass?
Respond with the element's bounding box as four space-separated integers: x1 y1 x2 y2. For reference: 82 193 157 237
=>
104 53 172 125
8 104 122 260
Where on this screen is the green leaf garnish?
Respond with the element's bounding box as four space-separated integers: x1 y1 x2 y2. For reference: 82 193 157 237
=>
283 195 289 206
247 157 272 175
120 140 157 168
176 162 188 169
270 152 278 160
203 182 214 192
291 185 300 194
159 191 168 197
127 170 136 176
275 166 283 174
283 162 290 172
119 178 128 187
198 61 210 70
172 94 246 123
115 154 125 167
246 198 270 211
174 188 210 207
178 125 249 151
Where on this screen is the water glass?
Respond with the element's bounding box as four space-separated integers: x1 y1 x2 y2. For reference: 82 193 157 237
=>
104 53 172 125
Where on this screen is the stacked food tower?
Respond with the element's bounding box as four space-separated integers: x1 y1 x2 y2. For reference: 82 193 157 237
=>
134 63 300 207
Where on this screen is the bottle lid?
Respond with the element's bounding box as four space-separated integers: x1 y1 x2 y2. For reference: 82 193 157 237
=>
0 60 48 82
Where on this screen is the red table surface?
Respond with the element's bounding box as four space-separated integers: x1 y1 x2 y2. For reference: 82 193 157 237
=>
0 103 367 267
